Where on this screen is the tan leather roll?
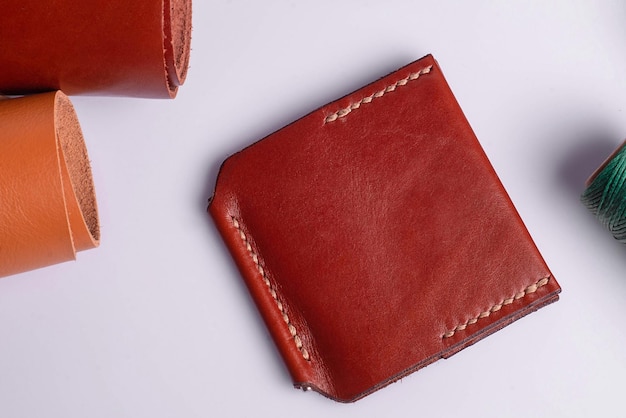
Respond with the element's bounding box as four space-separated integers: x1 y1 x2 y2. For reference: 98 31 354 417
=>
0 0 192 98
0 92 99 278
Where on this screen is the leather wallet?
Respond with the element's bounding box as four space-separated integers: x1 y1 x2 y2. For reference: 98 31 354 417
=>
0 92 99 278
0 0 191 98
208 54 561 402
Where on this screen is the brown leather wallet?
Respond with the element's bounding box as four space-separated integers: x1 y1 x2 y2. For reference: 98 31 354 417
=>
208 54 561 402
0 0 191 98
0 92 99 278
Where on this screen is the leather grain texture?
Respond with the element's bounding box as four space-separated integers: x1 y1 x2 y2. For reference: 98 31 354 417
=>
0 92 99 278
0 0 192 98
208 54 561 402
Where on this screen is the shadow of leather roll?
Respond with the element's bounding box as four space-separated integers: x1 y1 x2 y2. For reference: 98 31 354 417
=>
0 0 192 98
0 92 100 278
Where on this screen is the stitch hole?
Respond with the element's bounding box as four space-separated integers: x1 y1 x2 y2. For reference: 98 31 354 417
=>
294 335 303 349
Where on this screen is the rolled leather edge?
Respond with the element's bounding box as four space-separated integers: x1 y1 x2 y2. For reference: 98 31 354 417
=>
0 91 100 278
0 0 192 98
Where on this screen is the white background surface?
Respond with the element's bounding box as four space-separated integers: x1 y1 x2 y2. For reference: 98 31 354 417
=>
1 1 626 417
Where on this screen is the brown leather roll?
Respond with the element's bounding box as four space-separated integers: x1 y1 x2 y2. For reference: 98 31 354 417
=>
0 92 99 278
0 0 192 98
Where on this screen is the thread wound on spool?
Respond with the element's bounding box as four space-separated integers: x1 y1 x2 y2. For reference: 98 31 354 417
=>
581 142 626 242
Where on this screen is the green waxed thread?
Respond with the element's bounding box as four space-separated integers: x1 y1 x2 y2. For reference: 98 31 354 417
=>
581 143 626 243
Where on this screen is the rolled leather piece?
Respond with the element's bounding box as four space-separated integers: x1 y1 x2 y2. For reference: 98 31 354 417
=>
0 92 100 278
0 0 192 98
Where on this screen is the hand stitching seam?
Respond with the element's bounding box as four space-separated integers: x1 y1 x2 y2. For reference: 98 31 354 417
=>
323 64 433 124
231 217 311 361
442 276 551 339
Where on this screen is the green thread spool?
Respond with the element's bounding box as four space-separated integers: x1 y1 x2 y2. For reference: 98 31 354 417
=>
581 141 626 242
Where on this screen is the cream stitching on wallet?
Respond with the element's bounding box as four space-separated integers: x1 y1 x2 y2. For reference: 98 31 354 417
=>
324 65 433 123
231 217 311 361
442 276 551 339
